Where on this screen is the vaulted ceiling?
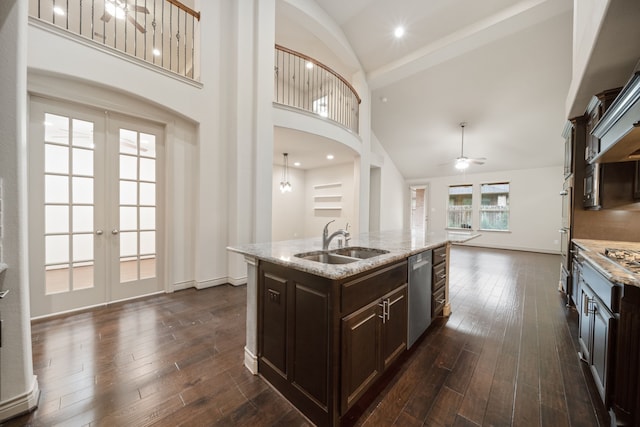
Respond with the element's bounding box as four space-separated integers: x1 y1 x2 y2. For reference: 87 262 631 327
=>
277 0 575 178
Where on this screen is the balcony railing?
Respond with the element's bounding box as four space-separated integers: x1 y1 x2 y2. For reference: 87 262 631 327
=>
274 45 361 134
29 0 200 80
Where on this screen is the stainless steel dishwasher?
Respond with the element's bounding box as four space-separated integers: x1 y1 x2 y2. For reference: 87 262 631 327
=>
408 249 432 348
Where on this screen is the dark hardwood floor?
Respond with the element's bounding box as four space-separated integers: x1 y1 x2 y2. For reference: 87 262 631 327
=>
4 246 609 426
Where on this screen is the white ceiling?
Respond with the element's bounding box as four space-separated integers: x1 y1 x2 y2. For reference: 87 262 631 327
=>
275 0 575 178
274 127 357 170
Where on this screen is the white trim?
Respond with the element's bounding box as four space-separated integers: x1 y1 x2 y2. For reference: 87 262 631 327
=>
228 276 248 286
244 347 258 375
460 242 560 255
171 280 196 292
195 278 228 289
0 376 40 422
30 291 165 321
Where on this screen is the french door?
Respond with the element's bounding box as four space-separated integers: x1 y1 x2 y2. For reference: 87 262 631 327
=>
29 97 164 317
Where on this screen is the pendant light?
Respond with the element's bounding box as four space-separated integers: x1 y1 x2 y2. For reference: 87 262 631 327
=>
280 153 292 193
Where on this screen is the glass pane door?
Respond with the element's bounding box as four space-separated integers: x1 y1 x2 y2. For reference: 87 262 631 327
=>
119 129 157 282
109 116 163 301
29 97 163 317
29 97 107 317
44 113 96 293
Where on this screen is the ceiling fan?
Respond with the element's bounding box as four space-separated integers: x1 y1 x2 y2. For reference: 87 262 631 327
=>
101 0 150 34
451 122 486 170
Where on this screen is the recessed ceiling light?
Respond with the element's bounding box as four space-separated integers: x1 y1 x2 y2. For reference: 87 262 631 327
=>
153 48 161 56
53 6 65 16
394 26 405 38
380 97 388 103
294 161 301 167
326 154 334 160
306 61 314 69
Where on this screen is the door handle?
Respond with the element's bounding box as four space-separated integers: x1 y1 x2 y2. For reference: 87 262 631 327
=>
378 300 388 324
96 229 104 235
111 229 119 235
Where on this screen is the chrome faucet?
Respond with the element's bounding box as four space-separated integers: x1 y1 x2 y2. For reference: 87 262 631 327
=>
322 220 351 251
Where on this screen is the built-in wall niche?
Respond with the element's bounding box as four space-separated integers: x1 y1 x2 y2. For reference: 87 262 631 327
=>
313 182 342 216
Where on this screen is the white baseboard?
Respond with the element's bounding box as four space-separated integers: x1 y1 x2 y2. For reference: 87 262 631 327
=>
458 242 561 255
228 276 247 286
171 280 196 292
244 347 258 374
0 377 40 422
196 277 229 289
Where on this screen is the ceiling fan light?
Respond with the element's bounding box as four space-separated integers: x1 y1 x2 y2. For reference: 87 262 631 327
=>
105 1 126 19
455 158 470 170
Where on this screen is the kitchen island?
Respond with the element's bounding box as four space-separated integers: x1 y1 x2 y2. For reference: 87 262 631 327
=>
227 230 478 426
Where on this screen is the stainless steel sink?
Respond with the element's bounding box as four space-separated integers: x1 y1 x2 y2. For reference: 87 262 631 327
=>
295 251 359 264
294 247 389 264
331 247 389 259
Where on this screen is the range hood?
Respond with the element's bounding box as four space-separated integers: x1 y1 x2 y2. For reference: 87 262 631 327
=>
592 70 640 163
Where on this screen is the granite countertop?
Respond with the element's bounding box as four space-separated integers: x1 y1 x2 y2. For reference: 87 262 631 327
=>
228 230 480 280
573 239 640 287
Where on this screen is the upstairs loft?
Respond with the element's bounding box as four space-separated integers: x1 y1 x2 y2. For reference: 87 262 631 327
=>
30 0 201 80
29 0 361 135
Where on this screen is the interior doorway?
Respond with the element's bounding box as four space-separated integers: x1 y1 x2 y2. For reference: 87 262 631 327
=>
410 185 429 238
28 96 164 317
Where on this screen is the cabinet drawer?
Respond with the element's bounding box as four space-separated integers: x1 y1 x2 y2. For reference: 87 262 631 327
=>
433 245 447 266
341 261 408 315
432 286 445 317
432 262 446 292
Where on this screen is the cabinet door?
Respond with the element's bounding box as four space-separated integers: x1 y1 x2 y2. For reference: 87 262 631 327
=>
341 300 381 413
578 285 592 362
260 273 288 376
382 285 408 370
591 300 613 403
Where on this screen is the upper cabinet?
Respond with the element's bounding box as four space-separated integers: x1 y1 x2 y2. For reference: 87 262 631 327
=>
585 88 621 163
592 70 640 164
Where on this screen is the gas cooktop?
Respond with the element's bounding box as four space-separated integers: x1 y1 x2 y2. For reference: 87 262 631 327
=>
604 248 640 274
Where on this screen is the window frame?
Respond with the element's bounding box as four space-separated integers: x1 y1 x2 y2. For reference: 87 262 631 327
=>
446 184 473 230
479 182 510 232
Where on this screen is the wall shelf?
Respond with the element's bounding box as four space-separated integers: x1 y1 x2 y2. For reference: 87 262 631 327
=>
313 182 342 190
313 195 342 199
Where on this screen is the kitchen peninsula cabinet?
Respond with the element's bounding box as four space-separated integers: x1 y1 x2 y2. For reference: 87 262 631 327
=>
258 258 408 426
432 244 447 318
341 284 407 412
228 230 480 427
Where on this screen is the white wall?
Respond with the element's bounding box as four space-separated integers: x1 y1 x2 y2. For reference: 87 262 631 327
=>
304 163 357 238
565 0 609 114
0 0 39 419
410 166 564 253
371 132 407 231
27 0 230 289
272 166 306 241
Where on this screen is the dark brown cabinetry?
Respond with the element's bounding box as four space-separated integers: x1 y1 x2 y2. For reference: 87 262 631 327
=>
577 264 617 406
613 285 640 426
341 284 407 412
432 245 447 318
585 88 621 164
258 259 409 427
